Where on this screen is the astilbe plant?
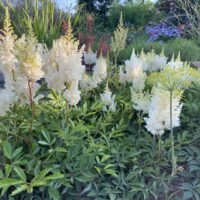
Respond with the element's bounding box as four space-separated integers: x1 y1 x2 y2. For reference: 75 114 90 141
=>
146 60 200 175
1 8 200 198
14 22 45 107
0 8 45 116
120 48 200 176
111 12 128 66
44 18 84 106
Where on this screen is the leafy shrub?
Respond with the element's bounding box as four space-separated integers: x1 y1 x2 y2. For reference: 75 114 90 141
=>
119 37 200 63
108 3 162 31
0 0 65 47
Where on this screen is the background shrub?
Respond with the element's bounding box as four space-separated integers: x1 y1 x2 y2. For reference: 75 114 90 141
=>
119 37 200 63
108 3 162 31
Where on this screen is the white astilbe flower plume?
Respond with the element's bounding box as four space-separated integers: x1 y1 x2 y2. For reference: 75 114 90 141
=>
80 73 101 91
13 23 45 103
83 47 97 65
0 88 14 116
144 89 182 136
63 81 81 106
44 18 84 95
123 49 146 90
15 34 44 81
100 84 116 112
130 88 151 113
0 7 18 84
93 53 107 80
80 52 107 91
167 53 183 69
0 74 15 115
141 49 168 72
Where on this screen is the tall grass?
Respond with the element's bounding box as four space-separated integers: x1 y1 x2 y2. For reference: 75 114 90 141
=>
0 0 64 47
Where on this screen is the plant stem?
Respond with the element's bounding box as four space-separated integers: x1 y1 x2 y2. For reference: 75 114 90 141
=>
114 52 119 67
65 99 69 125
28 80 34 113
170 90 176 176
138 111 143 135
27 80 34 152
157 135 161 159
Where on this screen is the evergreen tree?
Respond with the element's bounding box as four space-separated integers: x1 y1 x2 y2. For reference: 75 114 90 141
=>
78 0 114 21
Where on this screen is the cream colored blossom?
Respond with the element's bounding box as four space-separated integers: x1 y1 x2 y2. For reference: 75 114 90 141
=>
83 47 97 65
141 50 167 72
130 88 151 113
63 81 81 106
100 84 116 112
167 53 183 69
93 54 107 80
44 22 84 95
80 73 101 91
144 89 182 136
15 34 44 81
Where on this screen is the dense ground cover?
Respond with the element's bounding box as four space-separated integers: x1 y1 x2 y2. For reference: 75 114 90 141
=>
0 0 200 199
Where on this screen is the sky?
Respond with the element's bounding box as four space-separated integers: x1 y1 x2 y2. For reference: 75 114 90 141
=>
55 0 157 10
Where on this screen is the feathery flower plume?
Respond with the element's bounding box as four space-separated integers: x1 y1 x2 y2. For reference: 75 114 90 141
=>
44 18 84 105
144 89 182 136
100 84 116 112
14 21 44 103
0 7 18 83
130 88 151 113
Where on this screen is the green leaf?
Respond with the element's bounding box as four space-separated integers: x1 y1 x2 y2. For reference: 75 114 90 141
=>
182 191 193 200
38 141 49 146
0 179 24 188
3 141 12 160
5 165 12 177
104 169 118 177
31 180 47 187
44 173 64 181
11 184 28 196
101 155 110 163
48 188 61 200
33 168 52 181
12 147 23 159
14 167 26 182
81 183 92 195
1 186 9 197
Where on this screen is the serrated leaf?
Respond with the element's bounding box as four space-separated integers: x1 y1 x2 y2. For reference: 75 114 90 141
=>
5 165 12 178
44 173 64 181
3 141 12 160
11 184 28 196
31 180 47 187
104 169 118 177
48 187 61 200
14 167 26 182
12 147 23 159
101 155 110 163
81 183 92 195
0 179 24 188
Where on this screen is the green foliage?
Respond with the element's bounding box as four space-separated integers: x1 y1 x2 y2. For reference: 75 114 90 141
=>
78 0 114 24
0 81 199 199
108 3 162 31
119 37 200 63
0 0 64 47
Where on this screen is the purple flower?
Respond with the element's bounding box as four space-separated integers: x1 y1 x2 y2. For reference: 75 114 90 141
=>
146 23 182 41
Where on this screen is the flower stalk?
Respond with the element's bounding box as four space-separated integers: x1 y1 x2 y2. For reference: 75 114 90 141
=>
170 90 176 176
